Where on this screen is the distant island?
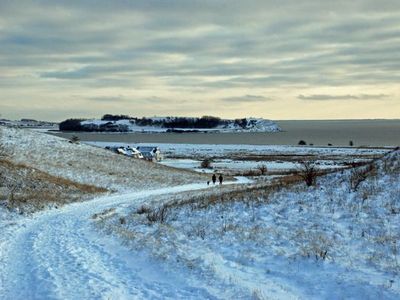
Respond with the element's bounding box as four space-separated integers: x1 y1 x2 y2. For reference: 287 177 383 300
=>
59 115 281 133
0 118 58 129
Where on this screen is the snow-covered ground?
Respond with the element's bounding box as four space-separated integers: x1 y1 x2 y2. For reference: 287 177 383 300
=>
0 181 248 299
87 141 388 175
87 141 388 158
161 158 348 174
1 126 398 299
0 127 206 192
94 150 400 299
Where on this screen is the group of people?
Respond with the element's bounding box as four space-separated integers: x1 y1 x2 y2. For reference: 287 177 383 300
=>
208 173 223 185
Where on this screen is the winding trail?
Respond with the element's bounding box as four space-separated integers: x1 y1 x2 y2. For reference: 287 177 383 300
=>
0 179 251 300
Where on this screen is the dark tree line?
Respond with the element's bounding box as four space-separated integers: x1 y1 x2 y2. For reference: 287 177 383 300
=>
59 115 249 131
234 118 248 129
162 116 224 129
59 119 85 131
101 114 132 121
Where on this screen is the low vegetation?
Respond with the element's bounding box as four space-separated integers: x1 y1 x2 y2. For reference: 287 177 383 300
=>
0 159 106 213
298 160 318 186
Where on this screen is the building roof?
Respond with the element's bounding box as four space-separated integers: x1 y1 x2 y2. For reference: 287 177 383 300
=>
137 146 159 152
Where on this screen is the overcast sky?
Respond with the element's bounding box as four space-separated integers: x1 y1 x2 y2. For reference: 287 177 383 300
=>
1 0 399 121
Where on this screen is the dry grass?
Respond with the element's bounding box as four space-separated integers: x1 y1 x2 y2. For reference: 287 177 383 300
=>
0 127 9 159
4 127 208 192
136 173 304 219
0 158 107 212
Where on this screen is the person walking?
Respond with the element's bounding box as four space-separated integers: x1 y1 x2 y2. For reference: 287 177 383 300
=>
212 174 217 184
219 174 223 185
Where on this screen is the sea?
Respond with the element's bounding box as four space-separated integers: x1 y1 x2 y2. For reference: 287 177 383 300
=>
51 119 400 147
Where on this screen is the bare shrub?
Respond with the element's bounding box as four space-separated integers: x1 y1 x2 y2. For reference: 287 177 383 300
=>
200 158 213 169
69 135 80 144
241 169 261 176
298 140 307 146
4 179 22 208
350 164 376 192
194 225 206 240
300 233 332 261
382 151 400 175
136 205 151 214
147 206 169 224
298 161 318 187
257 164 268 175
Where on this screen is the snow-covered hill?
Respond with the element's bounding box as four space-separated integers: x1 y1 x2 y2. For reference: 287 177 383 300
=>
0 126 206 193
78 117 281 133
95 150 400 299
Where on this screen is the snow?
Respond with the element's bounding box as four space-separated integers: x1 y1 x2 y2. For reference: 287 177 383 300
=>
0 127 206 192
86 141 387 175
1 126 398 299
92 150 400 299
87 141 388 158
0 181 247 300
160 158 345 174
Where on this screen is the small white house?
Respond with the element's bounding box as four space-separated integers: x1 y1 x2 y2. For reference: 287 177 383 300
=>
125 146 144 159
136 146 162 162
111 146 143 159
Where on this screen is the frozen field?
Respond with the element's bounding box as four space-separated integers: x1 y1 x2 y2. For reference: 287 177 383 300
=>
86 141 389 175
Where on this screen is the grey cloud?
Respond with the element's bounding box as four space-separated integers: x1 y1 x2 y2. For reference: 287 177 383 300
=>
1 0 400 118
4 1 399 88
221 95 273 103
87 96 125 102
298 94 390 101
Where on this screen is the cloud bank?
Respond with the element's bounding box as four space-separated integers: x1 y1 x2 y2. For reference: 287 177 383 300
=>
0 0 399 120
298 94 390 101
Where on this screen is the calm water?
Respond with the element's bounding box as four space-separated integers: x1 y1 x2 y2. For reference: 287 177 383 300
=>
51 120 400 147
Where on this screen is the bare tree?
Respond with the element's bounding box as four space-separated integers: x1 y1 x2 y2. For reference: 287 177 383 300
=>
298 161 318 187
69 135 80 144
298 140 307 146
200 158 213 169
350 164 375 192
258 164 268 175
146 205 169 223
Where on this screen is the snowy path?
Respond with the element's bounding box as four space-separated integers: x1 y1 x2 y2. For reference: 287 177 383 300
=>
0 179 250 300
